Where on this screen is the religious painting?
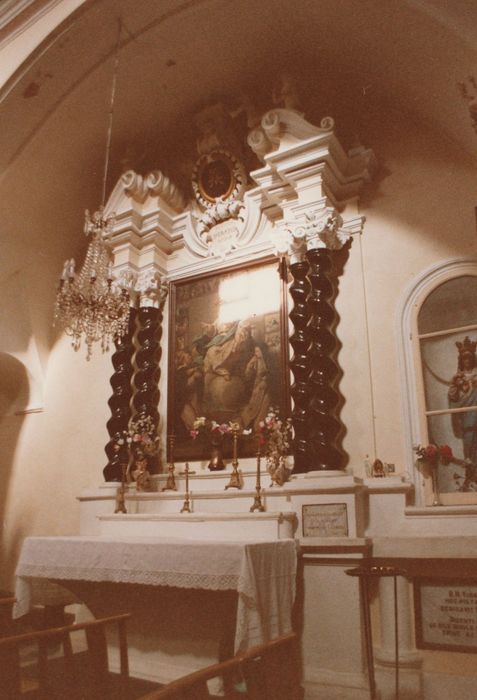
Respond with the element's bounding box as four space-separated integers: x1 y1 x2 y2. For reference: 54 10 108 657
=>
417 275 477 504
167 259 290 461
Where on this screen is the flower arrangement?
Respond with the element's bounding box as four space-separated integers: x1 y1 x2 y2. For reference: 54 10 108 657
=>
190 417 252 440
257 408 293 486
190 417 234 440
190 417 251 472
414 443 454 506
414 443 453 467
115 415 159 459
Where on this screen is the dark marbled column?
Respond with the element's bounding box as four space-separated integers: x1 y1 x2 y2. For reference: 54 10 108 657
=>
103 308 137 482
306 248 345 470
132 306 162 473
288 258 312 473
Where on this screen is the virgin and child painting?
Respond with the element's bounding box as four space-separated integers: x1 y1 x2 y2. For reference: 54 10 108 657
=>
167 260 289 460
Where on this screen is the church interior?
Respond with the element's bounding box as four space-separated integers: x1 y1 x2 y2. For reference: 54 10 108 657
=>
2 1 477 698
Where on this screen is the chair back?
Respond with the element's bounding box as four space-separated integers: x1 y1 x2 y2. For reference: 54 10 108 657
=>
0 611 130 699
241 632 302 700
139 632 302 700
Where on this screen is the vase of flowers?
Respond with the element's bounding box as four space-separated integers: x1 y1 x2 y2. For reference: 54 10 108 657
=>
414 443 453 506
257 408 293 486
114 415 159 489
190 417 233 471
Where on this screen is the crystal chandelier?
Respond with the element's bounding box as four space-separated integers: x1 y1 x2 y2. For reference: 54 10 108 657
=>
54 20 131 360
54 208 131 360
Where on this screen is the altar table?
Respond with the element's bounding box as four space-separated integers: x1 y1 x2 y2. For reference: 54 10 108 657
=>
13 536 298 653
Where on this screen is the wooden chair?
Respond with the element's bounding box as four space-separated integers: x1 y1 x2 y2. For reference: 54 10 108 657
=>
138 632 302 700
0 611 130 699
0 596 17 638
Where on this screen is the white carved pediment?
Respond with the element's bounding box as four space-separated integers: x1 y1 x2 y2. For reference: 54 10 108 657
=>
103 105 374 277
247 108 335 160
105 169 185 216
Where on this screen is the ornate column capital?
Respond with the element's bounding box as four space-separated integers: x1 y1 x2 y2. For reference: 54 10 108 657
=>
295 207 350 251
135 270 168 308
272 206 350 264
113 269 138 310
272 226 307 265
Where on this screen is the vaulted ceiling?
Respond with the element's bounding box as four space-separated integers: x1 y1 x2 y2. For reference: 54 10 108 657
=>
1 0 477 281
2 0 477 181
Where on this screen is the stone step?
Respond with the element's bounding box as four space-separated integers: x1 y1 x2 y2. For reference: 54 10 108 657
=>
98 511 297 540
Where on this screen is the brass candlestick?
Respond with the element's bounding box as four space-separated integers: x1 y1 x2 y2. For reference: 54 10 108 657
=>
162 434 177 491
114 462 128 513
250 451 265 512
180 462 191 513
225 427 242 490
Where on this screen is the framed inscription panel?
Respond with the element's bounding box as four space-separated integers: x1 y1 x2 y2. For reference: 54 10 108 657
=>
414 579 477 653
167 258 290 461
302 503 348 538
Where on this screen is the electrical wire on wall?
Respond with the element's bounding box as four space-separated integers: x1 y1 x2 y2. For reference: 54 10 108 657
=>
357 228 378 465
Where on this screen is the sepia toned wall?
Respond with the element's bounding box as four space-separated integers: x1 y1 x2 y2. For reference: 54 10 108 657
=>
1 1 477 696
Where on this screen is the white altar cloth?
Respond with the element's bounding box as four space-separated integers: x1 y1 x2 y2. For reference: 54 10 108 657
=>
14 535 298 653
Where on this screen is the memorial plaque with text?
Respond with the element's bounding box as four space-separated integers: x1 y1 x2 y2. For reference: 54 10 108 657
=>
414 579 477 653
302 503 348 538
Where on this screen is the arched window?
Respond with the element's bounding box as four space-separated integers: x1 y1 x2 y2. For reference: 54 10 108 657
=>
399 258 477 506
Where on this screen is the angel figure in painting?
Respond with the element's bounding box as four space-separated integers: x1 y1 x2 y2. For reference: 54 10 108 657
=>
448 336 477 465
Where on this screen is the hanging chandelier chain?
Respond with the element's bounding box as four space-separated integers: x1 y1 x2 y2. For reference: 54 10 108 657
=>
101 18 123 208
54 17 132 360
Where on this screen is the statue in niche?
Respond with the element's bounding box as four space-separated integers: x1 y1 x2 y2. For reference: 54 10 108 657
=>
272 72 303 113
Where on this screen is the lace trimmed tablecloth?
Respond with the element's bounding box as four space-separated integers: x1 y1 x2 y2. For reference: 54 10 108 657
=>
13 535 298 652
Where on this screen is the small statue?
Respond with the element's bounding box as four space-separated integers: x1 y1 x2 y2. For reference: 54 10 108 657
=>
272 73 303 113
132 452 152 492
268 454 292 487
372 459 385 478
162 462 177 491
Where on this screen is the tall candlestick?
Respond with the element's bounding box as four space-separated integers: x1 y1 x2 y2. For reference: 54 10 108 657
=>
162 434 177 491
225 427 242 490
250 451 265 512
114 462 128 513
180 462 191 513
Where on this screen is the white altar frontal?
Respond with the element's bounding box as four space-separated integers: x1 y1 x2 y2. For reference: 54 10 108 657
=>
17 101 477 700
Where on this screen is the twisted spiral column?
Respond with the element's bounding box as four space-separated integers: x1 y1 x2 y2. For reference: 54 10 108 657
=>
288 258 312 473
103 308 137 482
133 307 161 473
133 272 168 474
307 247 345 470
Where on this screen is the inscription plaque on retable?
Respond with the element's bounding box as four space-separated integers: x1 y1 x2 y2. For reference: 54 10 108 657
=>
302 503 348 538
414 580 477 653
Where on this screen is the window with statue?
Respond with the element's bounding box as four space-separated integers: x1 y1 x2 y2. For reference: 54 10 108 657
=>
416 274 477 504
